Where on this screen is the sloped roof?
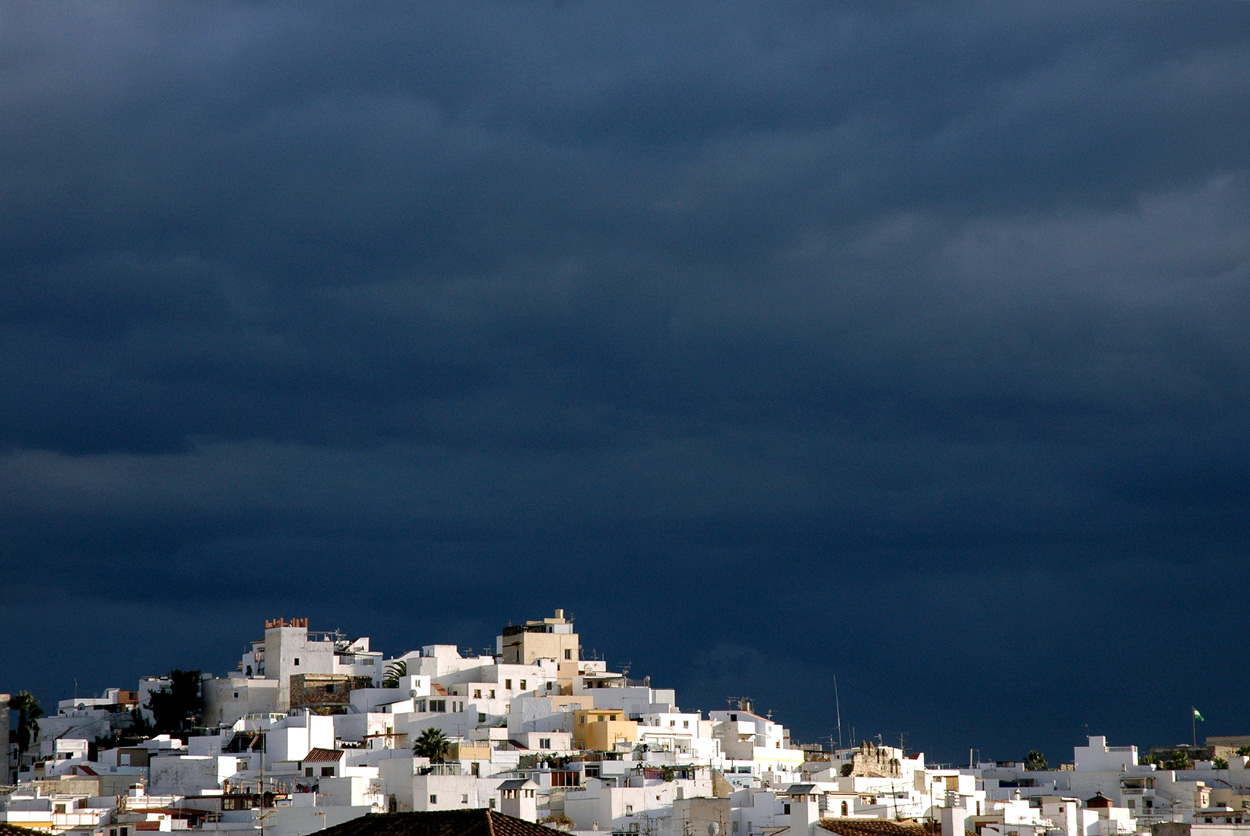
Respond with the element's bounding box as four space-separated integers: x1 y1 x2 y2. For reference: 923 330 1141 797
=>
304 748 346 763
816 819 939 836
315 811 562 836
0 824 48 836
497 779 538 791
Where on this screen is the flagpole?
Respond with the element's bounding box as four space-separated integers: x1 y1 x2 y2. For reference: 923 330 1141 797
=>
1192 707 1196 747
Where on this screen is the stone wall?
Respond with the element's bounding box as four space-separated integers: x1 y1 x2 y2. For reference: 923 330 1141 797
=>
289 674 374 712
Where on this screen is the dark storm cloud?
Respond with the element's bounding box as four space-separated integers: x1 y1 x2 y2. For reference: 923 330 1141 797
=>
3 1 1250 761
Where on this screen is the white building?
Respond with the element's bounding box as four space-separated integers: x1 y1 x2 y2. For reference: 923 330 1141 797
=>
232 618 382 712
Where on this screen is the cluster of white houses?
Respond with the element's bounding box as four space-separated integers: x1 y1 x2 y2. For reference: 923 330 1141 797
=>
4 612 1249 836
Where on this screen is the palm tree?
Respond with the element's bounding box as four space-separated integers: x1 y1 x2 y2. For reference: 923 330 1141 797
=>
382 660 408 689
1023 750 1048 771
412 726 450 762
10 691 43 757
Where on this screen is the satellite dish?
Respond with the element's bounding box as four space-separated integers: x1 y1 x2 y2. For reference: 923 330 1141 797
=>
709 825 721 836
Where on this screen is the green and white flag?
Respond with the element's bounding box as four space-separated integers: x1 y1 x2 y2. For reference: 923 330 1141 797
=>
1194 708 1205 721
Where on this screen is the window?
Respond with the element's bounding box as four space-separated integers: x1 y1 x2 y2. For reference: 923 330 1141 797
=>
490 689 495 698
472 762 480 776
234 692 239 699
479 713 487 722
461 794 469 804
430 794 438 804
489 799 497 809
294 658 300 665
733 824 739 833
506 679 512 689
626 805 634 814
474 689 481 698
430 699 446 711
683 721 689 729
321 766 334 777
565 649 573 659
305 767 314 777
783 804 791 815
540 738 552 749
520 680 527 689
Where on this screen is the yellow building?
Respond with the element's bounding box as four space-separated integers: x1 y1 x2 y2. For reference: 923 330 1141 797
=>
448 741 492 761
499 609 580 666
572 709 638 751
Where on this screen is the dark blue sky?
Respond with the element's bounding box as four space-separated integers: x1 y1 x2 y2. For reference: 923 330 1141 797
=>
3 1 1250 766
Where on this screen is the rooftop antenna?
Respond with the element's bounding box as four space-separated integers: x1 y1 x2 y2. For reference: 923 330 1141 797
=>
834 675 843 749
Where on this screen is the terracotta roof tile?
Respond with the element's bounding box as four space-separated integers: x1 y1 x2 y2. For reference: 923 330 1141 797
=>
0 825 48 836
315 810 562 836
304 748 346 763
816 819 939 836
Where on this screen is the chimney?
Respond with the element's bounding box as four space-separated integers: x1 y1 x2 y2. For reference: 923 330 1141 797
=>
790 791 819 836
500 781 538 822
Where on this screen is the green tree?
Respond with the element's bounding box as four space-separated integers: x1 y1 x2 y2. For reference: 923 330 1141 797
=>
10 692 43 756
147 670 204 736
1237 746 1250 758
1214 758 1229 769
412 726 449 762
1024 750 1048 771
382 660 408 689
1163 750 1194 771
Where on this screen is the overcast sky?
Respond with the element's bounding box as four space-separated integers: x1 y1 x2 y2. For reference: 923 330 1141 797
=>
3 1 1250 764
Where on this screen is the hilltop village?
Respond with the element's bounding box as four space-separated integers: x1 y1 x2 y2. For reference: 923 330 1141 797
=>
3 612 1248 836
